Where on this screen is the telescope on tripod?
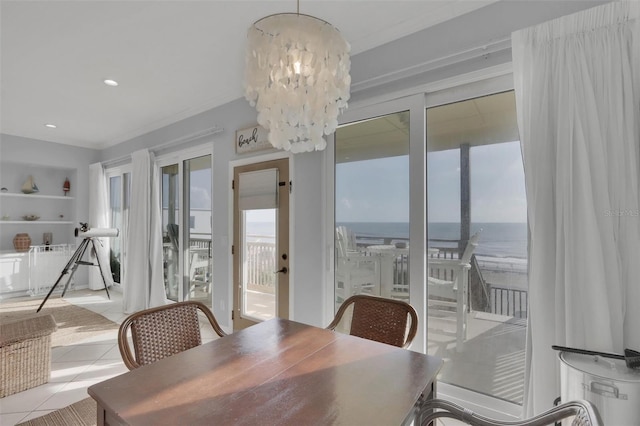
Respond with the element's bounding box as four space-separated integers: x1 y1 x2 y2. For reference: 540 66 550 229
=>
37 223 120 312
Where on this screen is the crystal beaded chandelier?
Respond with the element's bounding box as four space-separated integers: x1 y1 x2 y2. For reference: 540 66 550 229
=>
244 2 351 153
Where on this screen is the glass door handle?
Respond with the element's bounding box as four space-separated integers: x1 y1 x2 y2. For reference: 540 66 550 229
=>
275 267 288 274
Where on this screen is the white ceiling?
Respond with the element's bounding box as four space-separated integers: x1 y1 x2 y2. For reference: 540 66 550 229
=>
0 0 497 150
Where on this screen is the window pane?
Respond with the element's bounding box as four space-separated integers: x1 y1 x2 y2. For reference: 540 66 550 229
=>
107 172 130 285
186 155 212 306
241 209 276 321
162 164 179 301
334 111 410 312
109 176 122 284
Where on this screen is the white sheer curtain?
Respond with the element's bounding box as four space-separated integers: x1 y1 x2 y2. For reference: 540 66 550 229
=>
123 149 167 313
88 163 115 290
512 1 640 415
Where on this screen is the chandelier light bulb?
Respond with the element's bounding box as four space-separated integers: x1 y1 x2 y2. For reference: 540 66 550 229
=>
244 13 351 153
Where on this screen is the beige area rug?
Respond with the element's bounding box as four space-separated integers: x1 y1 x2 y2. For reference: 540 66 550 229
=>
16 397 96 426
0 296 119 347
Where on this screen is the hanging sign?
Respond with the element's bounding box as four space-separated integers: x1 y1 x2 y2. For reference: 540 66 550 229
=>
235 125 271 154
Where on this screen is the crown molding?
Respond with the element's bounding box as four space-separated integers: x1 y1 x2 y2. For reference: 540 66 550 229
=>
351 36 511 94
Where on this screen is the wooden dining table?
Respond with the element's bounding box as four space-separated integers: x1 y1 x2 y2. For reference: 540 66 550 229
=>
88 318 442 426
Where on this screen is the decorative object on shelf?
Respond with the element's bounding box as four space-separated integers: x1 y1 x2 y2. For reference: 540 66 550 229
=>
59 214 64 219
1 215 9 221
43 232 53 251
63 177 70 196
1 187 7 193
244 0 351 153
13 233 31 252
22 214 40 221
21 175 39 194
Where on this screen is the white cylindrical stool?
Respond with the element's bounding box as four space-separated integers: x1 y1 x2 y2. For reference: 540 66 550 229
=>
559 351 640 425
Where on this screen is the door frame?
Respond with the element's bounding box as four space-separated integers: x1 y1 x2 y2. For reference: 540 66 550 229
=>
327 94 427 352
230 153 291 330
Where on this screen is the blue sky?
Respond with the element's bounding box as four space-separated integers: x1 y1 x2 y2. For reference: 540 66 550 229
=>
179 140 527 224
336 156 410 222
337 141 527 223
162 168 212 210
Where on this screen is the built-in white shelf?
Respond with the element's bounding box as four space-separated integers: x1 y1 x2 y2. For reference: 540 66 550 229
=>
1 163 77 252
0 244 76 297
0 193 75 200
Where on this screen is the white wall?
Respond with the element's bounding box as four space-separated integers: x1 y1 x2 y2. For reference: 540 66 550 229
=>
290 151 326 326
99 94 330 328
0 133 100 286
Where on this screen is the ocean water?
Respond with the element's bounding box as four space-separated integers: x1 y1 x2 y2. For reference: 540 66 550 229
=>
246 221 528 259
338 222 528 259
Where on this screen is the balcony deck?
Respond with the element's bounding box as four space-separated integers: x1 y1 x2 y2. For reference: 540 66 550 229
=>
428 310 526 404
182 236 528 406
239 287 526 405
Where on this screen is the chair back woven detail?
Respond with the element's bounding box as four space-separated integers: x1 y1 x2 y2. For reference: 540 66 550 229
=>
417 398 603 426
132 303 201 366
118 301 226 370
327 295 418 348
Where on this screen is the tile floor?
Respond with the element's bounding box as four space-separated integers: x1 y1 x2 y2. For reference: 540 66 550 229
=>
0 289 129 425
0 288 224 425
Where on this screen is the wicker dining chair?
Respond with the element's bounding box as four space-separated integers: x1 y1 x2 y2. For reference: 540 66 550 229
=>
417 398 603 426
118 301 227 370
326 294 418 349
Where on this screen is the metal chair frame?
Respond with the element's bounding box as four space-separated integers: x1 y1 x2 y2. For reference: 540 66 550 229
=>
418 398 602 426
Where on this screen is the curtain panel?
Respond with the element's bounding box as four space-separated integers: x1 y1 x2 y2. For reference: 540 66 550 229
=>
88 163 115 290
123 149 167 313
512 0 640 416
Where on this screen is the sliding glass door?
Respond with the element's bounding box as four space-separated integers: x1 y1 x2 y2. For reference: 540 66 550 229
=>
185 155 213 304
426 90 528 406
159 151 213 307
332 81 527 414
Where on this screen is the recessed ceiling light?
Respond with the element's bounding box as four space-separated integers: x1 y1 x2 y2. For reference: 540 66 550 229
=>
103 79 119 87
45 124 57 128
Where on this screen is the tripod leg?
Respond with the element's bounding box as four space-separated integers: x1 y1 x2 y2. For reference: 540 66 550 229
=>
91 239 111 300
37 239 89 312
61 239 92 297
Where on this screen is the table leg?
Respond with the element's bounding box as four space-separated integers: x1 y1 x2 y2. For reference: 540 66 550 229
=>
419 380 438 426
404 380 437 426
96 403 106 426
